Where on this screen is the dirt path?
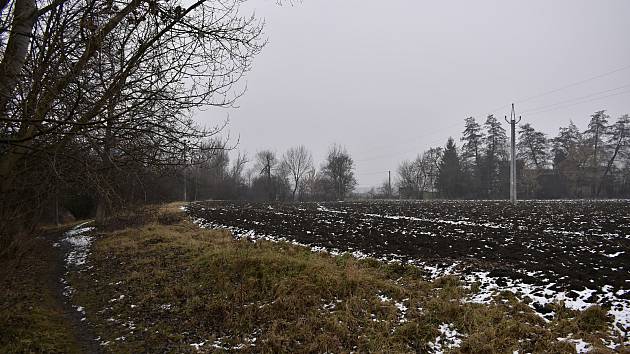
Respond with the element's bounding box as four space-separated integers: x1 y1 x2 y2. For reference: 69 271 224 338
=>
45 225 101 354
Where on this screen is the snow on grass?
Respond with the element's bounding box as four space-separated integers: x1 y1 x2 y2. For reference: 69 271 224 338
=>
394 299 409 323
428 323 463 353
321 298 343 311
377 294 392 303
557 337 591 353
463 271 630 338
190 341 206 350
191 331 260 352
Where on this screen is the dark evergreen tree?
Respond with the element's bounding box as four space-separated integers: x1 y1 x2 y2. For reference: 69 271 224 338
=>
517 123 549 170
551 121 581 170
517 123 549 198
460 116 484 197
585 110 610 194
482 115 508 198
437 137 463 198
461 117 484 165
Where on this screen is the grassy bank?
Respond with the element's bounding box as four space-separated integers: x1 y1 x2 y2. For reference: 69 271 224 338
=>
67 203 621 353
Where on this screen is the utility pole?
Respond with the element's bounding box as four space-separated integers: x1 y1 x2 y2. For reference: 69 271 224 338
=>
505 103 521 204
183 144 187 202
183 168 187 202
388 170 391 198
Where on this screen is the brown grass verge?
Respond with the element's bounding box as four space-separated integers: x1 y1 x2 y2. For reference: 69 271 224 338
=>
65 203 625 353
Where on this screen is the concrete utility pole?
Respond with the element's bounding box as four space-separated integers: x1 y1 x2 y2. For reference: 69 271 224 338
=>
183 168 187 202
505 104 521 204
388 170 391 198
183 144 188 202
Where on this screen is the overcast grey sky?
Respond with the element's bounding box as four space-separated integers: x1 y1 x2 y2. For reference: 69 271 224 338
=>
194 0 630 188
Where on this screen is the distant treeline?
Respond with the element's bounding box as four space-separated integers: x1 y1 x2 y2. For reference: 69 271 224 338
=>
18 141 361 228
396 110 630 199
179 143 357 203
145 109 630 207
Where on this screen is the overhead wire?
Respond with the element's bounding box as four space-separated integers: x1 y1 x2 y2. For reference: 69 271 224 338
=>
515 64 630 105
353 64 630 180
354 64 630 161
526 88 630 117
521 84 630 114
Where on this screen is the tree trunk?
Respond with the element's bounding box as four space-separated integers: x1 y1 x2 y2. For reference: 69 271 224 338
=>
0 0 37 116
292 180 298 201
597 139 622 197
95 198 108 224
0 0 37 190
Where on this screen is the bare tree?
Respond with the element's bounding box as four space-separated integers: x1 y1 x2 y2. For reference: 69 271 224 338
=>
0 0 264 233
254 150 278 200
282 145 313 201
397 159 419 198
421 147 443 195
231 151 249 181
321 144 356 200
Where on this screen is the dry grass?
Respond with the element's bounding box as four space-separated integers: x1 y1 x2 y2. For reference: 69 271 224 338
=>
66 204 624 353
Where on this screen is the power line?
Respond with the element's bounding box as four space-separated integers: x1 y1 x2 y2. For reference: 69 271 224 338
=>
521 84 630 114
526 89 630 117
516 64 630 105
354 119 463 159
480 64 630 117
354 119 467 162
353 64 630 169
355 170 390 177
356 88 630 184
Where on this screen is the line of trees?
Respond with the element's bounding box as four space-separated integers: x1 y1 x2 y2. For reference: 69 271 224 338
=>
0 0 264 241
397 110 630 199
183 143 358 202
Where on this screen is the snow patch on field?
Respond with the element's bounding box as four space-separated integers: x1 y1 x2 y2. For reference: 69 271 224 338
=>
463 271 630 336
363 212 509 229
317 205 347 214
428 323 463 353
